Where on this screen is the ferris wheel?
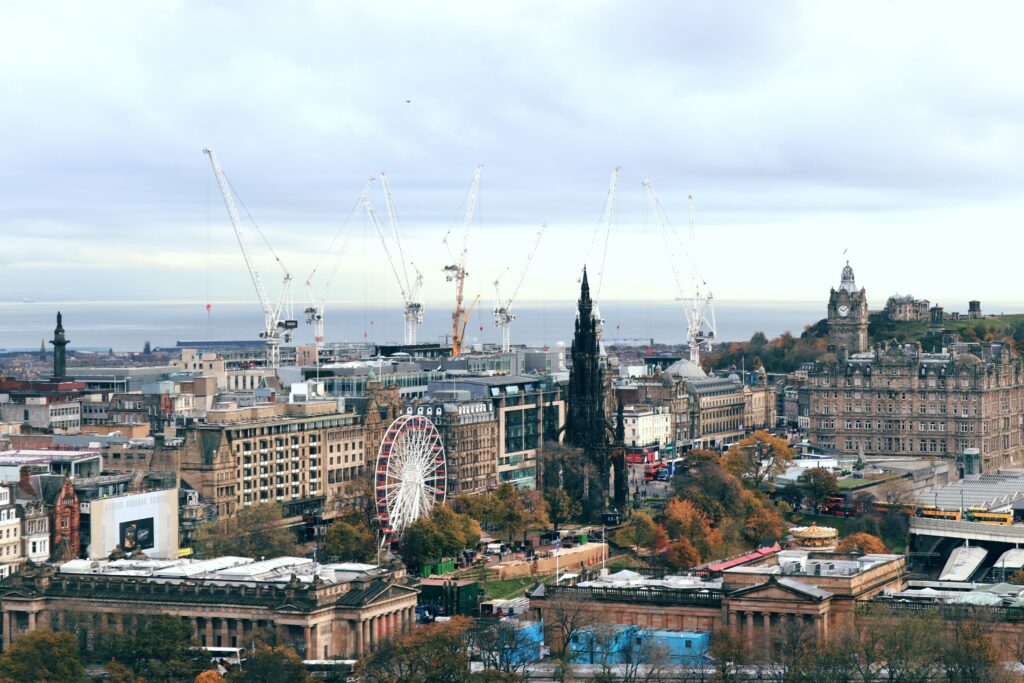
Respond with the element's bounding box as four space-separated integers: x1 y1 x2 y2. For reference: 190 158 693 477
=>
375 414 447 543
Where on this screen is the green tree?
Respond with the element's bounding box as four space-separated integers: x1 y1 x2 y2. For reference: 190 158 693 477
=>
227 644 311 683
322 520 376 563
721 430 795 489
797 468 839 512
400 505 481 570
544 488 580 532
613 512 664 553
491 484 527 543
195 503 299 559
0 629 85 683
96 614 201 683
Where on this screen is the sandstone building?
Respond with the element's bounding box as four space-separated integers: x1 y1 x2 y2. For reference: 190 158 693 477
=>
177 401 367 521
808 263 1024 469
0 556 417 660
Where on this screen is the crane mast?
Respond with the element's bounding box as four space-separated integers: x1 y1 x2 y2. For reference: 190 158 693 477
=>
203 148 295 369
363 192 422 345
494 224 545 353
443 165 482 358
380 172 424 345
304 178 374 349
642 179 716 365
586 167 620 339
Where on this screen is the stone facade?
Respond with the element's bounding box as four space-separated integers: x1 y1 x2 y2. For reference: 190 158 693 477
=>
807 341 1024 468
885 294 930 322
684 378 748 450
406 394 498 496
530 551 907 660
615 374 691 447
827 262 869 358
178 401 366 520
0 559 418 660
0 486 20 579
50 479 79 562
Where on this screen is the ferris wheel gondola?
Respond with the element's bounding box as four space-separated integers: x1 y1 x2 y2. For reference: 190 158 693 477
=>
374 414 447 544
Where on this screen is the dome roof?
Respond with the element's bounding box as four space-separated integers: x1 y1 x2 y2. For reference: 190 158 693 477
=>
666 359 707 380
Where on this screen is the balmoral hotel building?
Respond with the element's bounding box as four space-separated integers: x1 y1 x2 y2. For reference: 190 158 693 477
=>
807 263 1024 470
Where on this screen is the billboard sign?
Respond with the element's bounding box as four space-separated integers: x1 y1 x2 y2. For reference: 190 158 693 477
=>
119 517 155 552
88 488 178 560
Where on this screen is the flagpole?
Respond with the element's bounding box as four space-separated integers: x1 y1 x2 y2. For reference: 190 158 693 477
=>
555 537 560 585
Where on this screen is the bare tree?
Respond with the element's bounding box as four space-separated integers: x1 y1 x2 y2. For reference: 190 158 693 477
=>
545 590 598 658
469 617 539 678
616 630 673 683
707 627 748 683
876 476 914 507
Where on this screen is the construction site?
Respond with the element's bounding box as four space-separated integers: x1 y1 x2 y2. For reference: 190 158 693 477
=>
201 150 717 368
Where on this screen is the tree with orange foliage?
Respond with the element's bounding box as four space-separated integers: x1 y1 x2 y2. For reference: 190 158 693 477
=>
837 532 887 554
721 431 794 489
664 498 715 560
744 504 786 545
357 616 472 682
195 671 226 683
614 511 666 553
664 539 701 570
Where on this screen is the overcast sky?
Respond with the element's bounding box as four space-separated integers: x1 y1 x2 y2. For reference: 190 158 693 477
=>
4 1 1024 311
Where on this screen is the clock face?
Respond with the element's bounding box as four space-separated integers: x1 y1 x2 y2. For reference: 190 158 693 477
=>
838 305 850 318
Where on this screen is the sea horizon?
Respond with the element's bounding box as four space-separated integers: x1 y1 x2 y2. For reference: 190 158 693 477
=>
4 298 1024 353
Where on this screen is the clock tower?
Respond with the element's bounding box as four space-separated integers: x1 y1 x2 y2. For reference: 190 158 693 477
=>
827 261 869 357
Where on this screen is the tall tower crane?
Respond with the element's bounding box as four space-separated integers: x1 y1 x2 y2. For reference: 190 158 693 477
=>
443 165 482 358
363 189 425 345
303 178 374 348
380 172 424 345
203 148 296 368
584 167 620 339
493 224 545 353
643 179 716 365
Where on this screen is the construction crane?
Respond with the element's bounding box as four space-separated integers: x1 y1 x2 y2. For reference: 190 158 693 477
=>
643 178 716 366
303 178 374 348
493 224 545 352
203 148 296 369
442 164 482 358
380 172 424 345
584 167 620 339
362 188 424 345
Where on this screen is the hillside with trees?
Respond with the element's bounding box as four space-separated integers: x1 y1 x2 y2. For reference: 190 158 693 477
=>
703 312 1024 374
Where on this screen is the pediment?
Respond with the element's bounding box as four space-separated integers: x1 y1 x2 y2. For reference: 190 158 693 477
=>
730 577 830 603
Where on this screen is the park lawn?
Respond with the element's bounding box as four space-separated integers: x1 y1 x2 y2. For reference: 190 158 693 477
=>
482 574 553 600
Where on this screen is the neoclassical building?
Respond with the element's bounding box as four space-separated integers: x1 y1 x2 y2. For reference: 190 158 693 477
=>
0 556 417 659
530 549 907 659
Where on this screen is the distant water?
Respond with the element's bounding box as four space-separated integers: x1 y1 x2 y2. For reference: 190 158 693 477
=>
0 300 828 352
